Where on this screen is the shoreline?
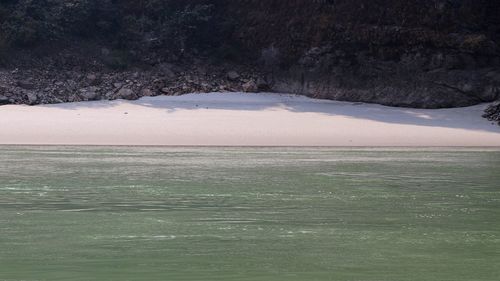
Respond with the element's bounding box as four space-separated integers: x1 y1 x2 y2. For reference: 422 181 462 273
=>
1 92 499 147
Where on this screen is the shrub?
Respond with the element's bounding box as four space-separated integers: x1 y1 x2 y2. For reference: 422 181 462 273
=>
0 0 95 46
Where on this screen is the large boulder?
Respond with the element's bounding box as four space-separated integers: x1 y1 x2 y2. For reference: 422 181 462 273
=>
17 81 36 90
242 80 258 93
227 71 240 81
26 93 38 105
0 95 10 105
483 102 500 125
117 88 135 100
80 87 100 101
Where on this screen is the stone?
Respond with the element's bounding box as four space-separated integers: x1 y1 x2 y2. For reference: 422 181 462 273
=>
164 69 176 79
86 74 100 86
256 77 270 90
482 86 500 101
242 80 258 92
86 74 97 81
26 93 38 104
159 63 177 79
117 88 135 100
17 81 36 90
227 71 240 81
113 82 124 88
483 102 500 125
67 94 79 102
141 88 154 96
105 91 115 99
0 95 9 105
80 89 99 101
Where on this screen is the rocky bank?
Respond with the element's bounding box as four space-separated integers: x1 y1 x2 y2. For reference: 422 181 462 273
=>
0 0 499 115
0 62 266 106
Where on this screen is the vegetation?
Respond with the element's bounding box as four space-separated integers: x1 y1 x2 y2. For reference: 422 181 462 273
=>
0 0 498 67
0 0 216 56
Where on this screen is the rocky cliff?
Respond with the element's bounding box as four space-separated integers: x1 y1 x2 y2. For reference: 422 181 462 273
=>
1 0 499 108
220 0 500 108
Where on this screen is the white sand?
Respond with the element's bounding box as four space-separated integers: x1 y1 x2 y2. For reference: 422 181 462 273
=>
0 92 499 146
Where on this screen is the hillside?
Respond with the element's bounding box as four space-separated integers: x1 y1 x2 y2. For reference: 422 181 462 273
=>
0 0 499 110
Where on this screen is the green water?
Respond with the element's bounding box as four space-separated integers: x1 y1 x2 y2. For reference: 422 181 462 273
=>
0 146 499 281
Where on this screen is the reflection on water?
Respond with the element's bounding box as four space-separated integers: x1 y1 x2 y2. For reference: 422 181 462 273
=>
0 146 499 281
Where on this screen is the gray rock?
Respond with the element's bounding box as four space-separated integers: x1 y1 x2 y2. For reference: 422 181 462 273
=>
86 74 97 81
79 86 100 101
80 90 99 101
483 102 500 125
164 69 176 79
141 88 154 96
17 81 36 90
68 94 82 103
227 71 240 81
105 91 115 99
256 77 270 90
0 95 9 105
482 86 500 101
26 93 38 104
86 74 100 86
242 80 258 92
117 88 135 100
159 63 177 79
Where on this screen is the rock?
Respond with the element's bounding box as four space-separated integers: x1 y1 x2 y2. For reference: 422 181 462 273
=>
80 87 99 101
483 102 500 125
86 74 97 81
164 68 176 79
161 87 171 94
482 86 500 101
117 88 135 100
105 91 115 99
86 74 100 86
159 63 177 79
242 80 258 92
227 71 240 81
256 77 270 90
141 88 154 96
0 95 9 105
17 81 36 90
26 93 38 104
113 82 124 88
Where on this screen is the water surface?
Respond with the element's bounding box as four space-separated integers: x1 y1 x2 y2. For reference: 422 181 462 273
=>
1 146 499 281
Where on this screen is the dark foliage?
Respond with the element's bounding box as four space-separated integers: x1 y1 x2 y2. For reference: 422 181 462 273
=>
0 0 216 57
0 0 499 66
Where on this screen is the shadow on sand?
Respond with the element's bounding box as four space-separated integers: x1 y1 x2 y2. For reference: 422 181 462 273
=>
40 92 500 134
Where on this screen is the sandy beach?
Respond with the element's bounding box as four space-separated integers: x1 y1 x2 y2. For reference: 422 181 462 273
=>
0 92 499 146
